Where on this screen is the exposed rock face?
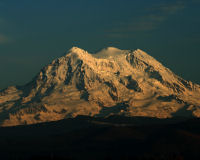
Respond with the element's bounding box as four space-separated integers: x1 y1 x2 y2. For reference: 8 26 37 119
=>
0 47 200 126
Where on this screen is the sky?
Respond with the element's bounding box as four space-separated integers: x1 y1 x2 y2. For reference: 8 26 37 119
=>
0 0 200 89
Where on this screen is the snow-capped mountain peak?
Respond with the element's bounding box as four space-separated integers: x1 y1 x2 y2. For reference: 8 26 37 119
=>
0 47 200 126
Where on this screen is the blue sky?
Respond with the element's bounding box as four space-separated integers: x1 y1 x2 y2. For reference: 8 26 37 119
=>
0 0 200 88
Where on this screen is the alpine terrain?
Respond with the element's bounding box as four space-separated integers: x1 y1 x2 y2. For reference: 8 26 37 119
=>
0 47 200 126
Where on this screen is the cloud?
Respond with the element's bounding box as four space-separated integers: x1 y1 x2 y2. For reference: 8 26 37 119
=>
0 18 11 44
0 34 10 44
158 1 185 14
0 18 4 26
107 0 186 38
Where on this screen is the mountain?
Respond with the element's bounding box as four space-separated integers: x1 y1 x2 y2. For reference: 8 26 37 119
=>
0 47 200 126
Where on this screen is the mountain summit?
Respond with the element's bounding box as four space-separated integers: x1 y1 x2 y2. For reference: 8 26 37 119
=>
0 47 200 126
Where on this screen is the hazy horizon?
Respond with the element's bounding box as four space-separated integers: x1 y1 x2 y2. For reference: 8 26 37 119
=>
0 0 200 89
